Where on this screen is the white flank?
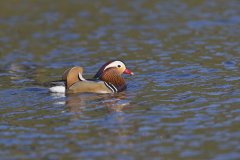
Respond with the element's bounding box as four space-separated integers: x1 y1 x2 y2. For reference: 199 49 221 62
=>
49 86 66 93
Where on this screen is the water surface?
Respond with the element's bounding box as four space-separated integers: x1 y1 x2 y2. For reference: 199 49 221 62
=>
0 0 240 159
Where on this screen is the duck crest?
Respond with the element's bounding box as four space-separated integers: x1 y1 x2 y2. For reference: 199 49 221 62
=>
93 60 116 79
99 68 126 92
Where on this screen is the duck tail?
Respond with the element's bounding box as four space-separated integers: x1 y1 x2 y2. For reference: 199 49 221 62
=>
48 80 66 93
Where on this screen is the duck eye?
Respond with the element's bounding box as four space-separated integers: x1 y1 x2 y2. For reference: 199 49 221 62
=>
117 65 121 68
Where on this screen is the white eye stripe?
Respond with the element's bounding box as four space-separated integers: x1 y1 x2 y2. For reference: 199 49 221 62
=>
104 61 125 71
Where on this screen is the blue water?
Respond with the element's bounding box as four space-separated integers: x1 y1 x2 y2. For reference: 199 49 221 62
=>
0 0 240 159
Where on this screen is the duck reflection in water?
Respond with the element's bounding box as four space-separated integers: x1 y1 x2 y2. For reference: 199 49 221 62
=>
51 92 130 113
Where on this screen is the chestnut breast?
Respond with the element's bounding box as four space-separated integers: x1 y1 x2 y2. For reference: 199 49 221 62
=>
99 68 126 92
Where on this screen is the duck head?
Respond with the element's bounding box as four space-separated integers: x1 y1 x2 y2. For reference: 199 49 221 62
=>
94 60 134 79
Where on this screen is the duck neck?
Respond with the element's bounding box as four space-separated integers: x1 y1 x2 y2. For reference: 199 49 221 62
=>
98 68 126 92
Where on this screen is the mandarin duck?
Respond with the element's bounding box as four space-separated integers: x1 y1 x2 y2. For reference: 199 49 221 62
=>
49 60 134 93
